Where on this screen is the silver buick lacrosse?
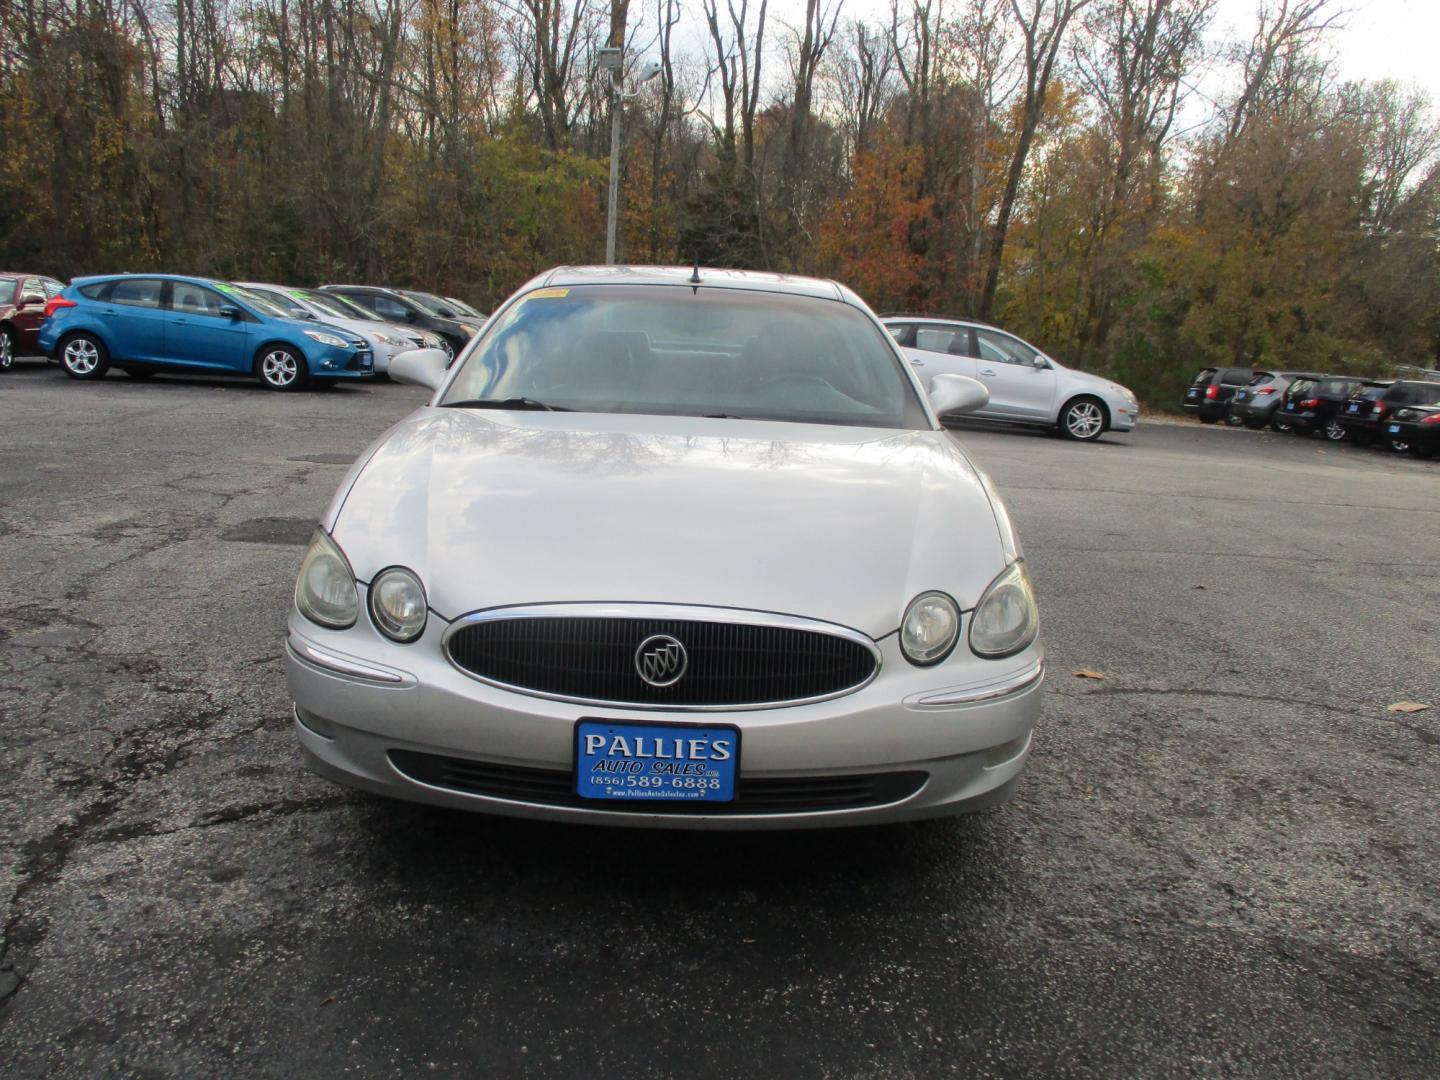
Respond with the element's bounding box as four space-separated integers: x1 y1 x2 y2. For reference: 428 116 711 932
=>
284 266 1044 828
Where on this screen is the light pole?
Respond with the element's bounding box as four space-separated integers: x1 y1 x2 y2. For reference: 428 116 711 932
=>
598 49 661 265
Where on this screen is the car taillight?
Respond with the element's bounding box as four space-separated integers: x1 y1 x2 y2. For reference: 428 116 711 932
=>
1205 386 1218 399
43 296 76 318
1421 414 1440 425
1299 398 1320 408
1255 387 1276 396
1373 403 1387 416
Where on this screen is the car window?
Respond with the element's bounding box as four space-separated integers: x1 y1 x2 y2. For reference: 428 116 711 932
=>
0 280 14 305
1220 368 1253 385
976 329 1040 366
1288 379 1316 397
42 279 65 298
1245 373 1277 387
1316 379 1354 397
1410 383 1440 406
110 279 163 308
242 287 308 319
78 282 109 300
364 294 412 322
884 323 912 346
401 291 455 317
1191 368 1217 385
18 278 46 303
170 282 229 317
442 284 929 429
915 327 970 355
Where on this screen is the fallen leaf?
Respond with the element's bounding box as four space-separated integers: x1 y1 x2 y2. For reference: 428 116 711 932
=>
1387 701 1430 713
1073 668 1106 680
1193 584 1207 590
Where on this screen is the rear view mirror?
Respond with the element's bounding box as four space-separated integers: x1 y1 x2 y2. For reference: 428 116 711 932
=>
927 373 989 416
20 294 44 308
389 347 450 391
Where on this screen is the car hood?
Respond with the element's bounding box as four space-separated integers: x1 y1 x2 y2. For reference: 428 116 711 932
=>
326 410 1014 638
1060 364 1133 402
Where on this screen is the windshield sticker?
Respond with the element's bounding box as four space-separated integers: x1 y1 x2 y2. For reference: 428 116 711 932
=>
525 287 570 299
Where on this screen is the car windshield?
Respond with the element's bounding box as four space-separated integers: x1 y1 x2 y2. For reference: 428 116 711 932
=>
399 290 454 317
240 286 309 319
298 290 366 320
223 284 291 319
1317 379 1354 396
441 284 929 429
447 297 481 317
0 281 15 305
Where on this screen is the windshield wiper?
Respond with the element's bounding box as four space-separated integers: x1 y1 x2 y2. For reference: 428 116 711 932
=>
443 397 571 412
700 413 748 419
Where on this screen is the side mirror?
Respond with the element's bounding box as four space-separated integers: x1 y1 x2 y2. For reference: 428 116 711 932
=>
218 305 241 319
927 373 989 416
20 294 45 308
389 347 450 391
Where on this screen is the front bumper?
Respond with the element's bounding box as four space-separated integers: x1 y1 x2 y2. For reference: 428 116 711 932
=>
284 615 1045 829
1182 398 1226 420
1228 398 1278 422
309 345 374 380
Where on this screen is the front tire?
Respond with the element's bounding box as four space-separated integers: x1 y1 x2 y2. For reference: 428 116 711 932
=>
0 327 14 371
59 333 109 380
1059 397 1107 442
255 346 309 391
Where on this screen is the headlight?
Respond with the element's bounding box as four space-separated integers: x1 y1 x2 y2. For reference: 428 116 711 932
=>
368 566 428 642
422 333 443 348
295 530 358 629
373 332 405 346
969 561 1039 659
900 591 961 666
459 323 478 338
304 330 349 348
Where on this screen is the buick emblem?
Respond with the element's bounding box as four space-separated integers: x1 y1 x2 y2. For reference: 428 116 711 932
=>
635 634 688 687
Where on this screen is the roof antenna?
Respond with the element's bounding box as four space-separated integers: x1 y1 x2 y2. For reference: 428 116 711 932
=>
688 257 702 287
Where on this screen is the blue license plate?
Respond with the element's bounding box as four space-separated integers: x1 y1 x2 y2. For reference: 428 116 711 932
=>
1348 403 1360 412
1187 389 1198 398
575 720 739 803
1287 403 1296 410
1389 424 1401 433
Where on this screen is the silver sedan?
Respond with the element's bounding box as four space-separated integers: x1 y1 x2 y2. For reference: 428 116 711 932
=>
285 266 1045 828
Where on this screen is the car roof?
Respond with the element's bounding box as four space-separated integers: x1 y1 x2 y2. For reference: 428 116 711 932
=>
535 265 847 302
71 272 223 287
878 312 1002 331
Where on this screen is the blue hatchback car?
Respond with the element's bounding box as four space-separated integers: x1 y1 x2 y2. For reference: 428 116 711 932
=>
38 274 373 390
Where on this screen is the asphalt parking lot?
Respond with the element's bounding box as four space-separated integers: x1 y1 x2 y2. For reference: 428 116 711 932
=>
1 362 1436 1077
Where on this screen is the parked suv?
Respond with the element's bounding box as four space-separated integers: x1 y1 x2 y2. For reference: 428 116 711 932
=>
881 315 1139 441
1352 380 1440 451
1183 367 1256 423
320 285 484 359
0 272 66 370
1227 370 1323 429
1274 376 1362 439
37 274 373 390
1335 382 1398 446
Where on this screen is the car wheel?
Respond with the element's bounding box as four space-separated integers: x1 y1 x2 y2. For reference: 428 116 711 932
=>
1059 397 1106 442
1323 418 1347 442
0 327 14 371
1389 438 1410 453
1243 419 1266 430
256 346 309 391
1270 416 1293 433
59 333 110 380
1224 413 1243 426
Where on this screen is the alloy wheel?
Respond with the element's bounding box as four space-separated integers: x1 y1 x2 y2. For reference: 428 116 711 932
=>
1324 419 1346 441
1065 401 1104 440
261 350 299 387
0 330 13 370
63 338 99 375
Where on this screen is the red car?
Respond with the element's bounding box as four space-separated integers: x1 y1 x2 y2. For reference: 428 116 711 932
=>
0 272 66 371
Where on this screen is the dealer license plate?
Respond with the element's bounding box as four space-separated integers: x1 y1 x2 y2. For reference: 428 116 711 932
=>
1187 389 1198 399
1389 423 1401 433
575 720 739 803
1348 402 1360 412
1287 402 1296 410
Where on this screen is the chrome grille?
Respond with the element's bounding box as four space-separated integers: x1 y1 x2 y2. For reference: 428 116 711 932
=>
444 610 879 708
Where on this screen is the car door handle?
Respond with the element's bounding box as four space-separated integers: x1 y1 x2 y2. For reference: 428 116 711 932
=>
980 369 998 377
100 308 119 316
909 358 925 366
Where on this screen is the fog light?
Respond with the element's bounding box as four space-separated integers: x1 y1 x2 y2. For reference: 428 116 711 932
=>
295 705 336 739
983 732 1031 768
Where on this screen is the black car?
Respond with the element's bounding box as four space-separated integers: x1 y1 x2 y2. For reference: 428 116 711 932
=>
1382 403 1440 458
1341 380 1440 451
1335 381 1398 446
1277 376 1370 440
320 285 484 359
1227 370 1323 430
1183 367 1257 423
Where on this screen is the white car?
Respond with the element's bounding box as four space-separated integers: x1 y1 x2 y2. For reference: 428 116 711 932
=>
883 316 1140 441
236 283 443 374
284 266 1045 828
